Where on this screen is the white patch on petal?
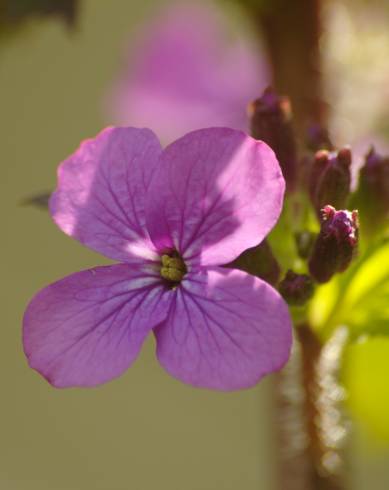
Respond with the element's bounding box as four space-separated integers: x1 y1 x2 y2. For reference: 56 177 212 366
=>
124 276 160 291
183 244 196 260
125 240 159 262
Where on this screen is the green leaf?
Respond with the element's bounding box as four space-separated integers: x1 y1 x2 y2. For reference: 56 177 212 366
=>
308 277 340 332
309 239 389 340
267 201 296 271
339 242 389 339
342 337 389 441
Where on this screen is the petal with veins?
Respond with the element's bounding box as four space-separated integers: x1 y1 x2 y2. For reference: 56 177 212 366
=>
23 264 171 388
155 267 292 390
146 128 285 266
50 127 162 263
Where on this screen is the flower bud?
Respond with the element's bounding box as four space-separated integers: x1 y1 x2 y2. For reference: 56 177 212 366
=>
226 240 280 286
249 87 297 191
309 148 352 214
279 270 315 306
308 205 359 283
353 147 389 233
306 123 334 152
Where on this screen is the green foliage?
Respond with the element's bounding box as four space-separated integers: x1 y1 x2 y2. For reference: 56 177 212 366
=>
267 200 296 272
268 193 317 274
343 243 389 338
342 337 389 440
309 238 389 340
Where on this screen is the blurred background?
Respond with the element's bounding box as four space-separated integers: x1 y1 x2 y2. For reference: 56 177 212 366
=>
1 0 389 489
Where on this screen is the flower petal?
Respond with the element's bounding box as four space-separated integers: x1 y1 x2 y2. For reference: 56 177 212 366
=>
154 267 292 390
23 264 171 388
50 127 162 263
146 128 285 266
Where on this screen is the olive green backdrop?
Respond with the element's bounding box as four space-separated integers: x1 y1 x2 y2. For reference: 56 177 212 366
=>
0 1 275 489
1 1 388 489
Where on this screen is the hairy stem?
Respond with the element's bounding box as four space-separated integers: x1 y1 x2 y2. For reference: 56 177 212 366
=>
241 2 349 487
274 326 349 490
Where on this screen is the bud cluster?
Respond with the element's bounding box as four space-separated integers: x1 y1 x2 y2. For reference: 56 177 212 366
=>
244 88 376 304
308 206 359 283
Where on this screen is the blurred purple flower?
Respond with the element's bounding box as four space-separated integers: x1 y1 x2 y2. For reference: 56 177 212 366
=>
23 126 291 390
106 3 270 143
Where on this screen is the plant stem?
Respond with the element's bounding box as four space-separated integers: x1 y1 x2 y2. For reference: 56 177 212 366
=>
274 326 349 490
242 2 349 488
247 0 326 136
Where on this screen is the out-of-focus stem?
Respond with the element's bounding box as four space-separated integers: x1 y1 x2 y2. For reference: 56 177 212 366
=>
241 3 349 488
273 337 309 489
246 0 326 136
274 326 349 490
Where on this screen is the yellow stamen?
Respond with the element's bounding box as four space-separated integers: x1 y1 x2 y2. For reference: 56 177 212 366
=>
160 254 186 283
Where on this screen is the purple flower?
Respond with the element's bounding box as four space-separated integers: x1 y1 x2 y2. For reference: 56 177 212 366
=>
106 3 270 143
23 127 292 390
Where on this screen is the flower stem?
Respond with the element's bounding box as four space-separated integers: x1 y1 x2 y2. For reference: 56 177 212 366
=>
274 325 349 490
242 2 350 487
246 0 326 136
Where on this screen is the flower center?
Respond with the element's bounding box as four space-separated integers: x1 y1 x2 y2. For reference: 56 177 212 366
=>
160 252 187 284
